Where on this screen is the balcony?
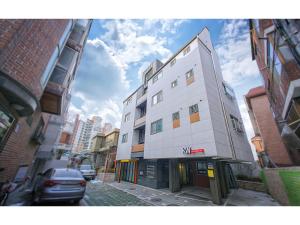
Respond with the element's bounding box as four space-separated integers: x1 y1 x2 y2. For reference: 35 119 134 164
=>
134 116 146 128
136 92 147 106
132 144 144 153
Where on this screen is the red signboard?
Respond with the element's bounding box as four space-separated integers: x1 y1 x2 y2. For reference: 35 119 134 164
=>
183 147 205 155
190 148 205 154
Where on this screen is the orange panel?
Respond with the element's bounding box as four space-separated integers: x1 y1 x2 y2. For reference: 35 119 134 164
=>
131 144 144 153
173 119 180 128
190 112 200 123
186 76 195 86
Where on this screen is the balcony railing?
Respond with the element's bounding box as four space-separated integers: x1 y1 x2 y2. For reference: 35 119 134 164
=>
132 144 144 153
134 116 146 127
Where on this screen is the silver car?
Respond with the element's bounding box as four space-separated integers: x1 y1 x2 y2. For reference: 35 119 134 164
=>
33 168 86 204
79 164 96 180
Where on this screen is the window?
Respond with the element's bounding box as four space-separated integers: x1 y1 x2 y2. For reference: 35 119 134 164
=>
14 165 29 183
152 91 163 105
172 112 180 129
286 98 300 131
186 69 195 85
266 33 282 76
189 104 199 115
121 133 128 143
151 119 163 135
230 115 244 133
172 112 180 121
124 113 130 122
189 104 200 123
40 20 73 88
0 106 15 145
183 45 191 56
223 82 235 99
171 80 177 88
196 161 207 175
152 72 162 84
170 58 176 66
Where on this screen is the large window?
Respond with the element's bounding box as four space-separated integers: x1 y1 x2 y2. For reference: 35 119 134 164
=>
151 119 163 135
223 82 235 99
40 20 73 88
286 98 300 131
172 112 180 129
230 115 244 133
121 133 128 143
0 106 15 146
189 104 200 123
152 91 163 105
266 33 282 76
152 72 162 84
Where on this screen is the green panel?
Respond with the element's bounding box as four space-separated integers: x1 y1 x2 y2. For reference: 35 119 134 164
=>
279 170 300 206
259 170 268 190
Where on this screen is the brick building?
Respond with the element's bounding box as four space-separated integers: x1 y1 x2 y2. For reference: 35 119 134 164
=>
0 20 91 184
245 86 292 166
249 19 300 165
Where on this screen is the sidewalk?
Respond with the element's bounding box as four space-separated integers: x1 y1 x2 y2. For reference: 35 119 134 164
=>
108 181 280 206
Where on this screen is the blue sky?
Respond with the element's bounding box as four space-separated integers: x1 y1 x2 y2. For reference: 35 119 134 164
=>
69 19 263 150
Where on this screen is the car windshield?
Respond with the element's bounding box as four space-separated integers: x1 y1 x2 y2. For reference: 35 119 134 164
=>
80 165 93 170
53 169 82 178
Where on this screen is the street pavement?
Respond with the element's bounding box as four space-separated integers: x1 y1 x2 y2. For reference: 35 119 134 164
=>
82 180 151 206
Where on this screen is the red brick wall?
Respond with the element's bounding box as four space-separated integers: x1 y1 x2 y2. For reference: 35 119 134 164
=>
0 19 69 99
252 19 300 123
250 94 293 166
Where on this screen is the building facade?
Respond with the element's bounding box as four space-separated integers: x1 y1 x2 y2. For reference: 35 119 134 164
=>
116 28 254 204
245 86 293 167
0 19 91 184
249 19 300 165
91 128 119 173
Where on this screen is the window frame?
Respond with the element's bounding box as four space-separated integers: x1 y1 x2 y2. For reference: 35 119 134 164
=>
183 45 191 56
152 91 163 106
121 133 128 143
150 119 163 135
152 71 162 84
189 104 199 115
171 80 178 88
172 111 180 121
0 105 15 149
124 113 130 122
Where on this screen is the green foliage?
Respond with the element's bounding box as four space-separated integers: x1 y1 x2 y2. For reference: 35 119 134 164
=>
279 170 300 206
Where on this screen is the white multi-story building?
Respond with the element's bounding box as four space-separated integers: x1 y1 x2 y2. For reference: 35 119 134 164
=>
116 28 254 203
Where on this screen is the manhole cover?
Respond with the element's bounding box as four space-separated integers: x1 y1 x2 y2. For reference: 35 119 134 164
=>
150 197 162 202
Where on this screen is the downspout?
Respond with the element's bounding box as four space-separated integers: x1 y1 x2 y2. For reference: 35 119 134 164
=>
198 36 237 159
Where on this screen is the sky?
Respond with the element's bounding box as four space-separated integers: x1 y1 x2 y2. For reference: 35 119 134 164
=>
69 19 264 156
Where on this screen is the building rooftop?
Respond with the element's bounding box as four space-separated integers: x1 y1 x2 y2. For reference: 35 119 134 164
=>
245 86 266 109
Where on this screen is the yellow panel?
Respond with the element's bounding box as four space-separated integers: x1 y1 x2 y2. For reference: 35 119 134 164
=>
186 76 195 86
208 169 214 178
190 112 200 123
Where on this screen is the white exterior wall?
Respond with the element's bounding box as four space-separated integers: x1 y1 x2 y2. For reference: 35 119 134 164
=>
116 28 254 162
117 93 138 160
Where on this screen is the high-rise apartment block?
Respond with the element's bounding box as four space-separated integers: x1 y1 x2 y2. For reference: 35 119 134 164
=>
116 28 254 203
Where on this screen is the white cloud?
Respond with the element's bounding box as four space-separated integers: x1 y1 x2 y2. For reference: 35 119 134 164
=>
216 20 260 86
70 19 188 127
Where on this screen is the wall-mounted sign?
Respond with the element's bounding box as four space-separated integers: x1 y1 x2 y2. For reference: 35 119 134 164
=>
207 169 214 178
183 147 205 155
